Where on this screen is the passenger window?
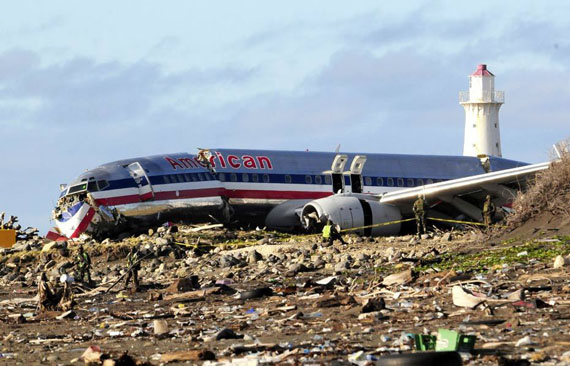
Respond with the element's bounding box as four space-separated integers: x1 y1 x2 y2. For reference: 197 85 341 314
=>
285 175 292 184
325 175 332 185
218 173 226 182
305 175 312 184
365 177 372 186
163 176 170 184
387 178 394 187
407 178 414 187
315 175 322 184
427 179 434 184
397 178 404 187
242 173 249 182
230 173 237 182
251 173 259 182
376 177 383 186
263 174 270 183
177 175 185 183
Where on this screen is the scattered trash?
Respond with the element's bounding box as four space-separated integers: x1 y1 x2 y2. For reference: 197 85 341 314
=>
452 286 486 309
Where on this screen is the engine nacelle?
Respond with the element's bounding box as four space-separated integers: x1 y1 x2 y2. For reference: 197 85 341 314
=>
301 195 402 236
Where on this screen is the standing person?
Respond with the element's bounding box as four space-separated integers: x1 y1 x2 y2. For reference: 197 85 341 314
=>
322 219 347 245
75 245 92 285
123 246 141 292
413 195 428 239
37 273 57 312
482 195 495 226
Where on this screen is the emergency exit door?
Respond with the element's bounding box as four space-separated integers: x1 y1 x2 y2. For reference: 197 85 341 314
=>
126 162 154 201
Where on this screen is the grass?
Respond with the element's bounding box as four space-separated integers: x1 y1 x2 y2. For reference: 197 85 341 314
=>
415 236 570 273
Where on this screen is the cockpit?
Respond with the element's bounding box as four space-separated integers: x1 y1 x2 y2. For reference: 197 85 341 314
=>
60 178 109 198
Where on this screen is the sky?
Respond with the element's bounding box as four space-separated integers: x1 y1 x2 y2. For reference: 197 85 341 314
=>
1 1 569 233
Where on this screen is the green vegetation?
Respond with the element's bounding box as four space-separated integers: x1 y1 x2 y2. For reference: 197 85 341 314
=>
415 236 570 273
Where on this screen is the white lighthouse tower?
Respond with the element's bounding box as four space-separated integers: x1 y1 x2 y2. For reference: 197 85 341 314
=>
460 64 504 157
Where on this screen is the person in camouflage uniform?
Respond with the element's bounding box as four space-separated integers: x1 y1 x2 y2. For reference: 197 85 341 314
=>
123 246 141 292
413 195 428 239
75 245 92 285
482 195 496 226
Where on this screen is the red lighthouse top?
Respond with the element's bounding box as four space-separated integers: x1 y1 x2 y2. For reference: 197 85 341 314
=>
471 64 494 77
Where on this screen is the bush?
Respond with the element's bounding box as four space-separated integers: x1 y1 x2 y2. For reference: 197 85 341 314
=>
505 153 570 229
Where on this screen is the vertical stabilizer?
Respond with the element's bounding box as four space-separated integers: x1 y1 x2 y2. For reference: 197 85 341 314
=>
460 64 504 157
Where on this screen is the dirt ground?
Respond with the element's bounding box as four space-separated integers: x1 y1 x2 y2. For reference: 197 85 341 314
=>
1 219 570 365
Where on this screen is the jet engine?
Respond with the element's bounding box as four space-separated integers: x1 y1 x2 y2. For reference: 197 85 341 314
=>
301 194 402 236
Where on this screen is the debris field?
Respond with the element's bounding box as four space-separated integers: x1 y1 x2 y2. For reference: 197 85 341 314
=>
1 220 570 365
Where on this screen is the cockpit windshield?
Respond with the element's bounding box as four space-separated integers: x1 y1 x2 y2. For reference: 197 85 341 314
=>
65 180 108 197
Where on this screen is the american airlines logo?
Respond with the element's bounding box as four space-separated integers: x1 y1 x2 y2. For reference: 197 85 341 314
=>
165 152 273 170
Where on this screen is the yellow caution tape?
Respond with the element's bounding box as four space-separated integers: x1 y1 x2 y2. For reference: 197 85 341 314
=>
426 216 505 228
340 218 415 233
170 216 502 249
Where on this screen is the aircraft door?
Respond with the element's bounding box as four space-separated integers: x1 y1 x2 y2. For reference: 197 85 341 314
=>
330 154 348 194
126 162 154 201
349 155 367 194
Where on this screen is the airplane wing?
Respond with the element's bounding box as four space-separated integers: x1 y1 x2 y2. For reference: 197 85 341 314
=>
378 161 553 221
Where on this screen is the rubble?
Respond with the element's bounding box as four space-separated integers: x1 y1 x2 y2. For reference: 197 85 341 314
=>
1 219 570 364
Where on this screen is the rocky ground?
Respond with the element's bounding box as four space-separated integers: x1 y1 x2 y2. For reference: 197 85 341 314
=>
1 216 570 365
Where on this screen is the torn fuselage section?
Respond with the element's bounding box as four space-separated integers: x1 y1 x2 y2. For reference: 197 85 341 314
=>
50 157 229 240
51 179 122 239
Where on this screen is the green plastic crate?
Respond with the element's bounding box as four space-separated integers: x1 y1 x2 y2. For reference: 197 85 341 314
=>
435 329 476 352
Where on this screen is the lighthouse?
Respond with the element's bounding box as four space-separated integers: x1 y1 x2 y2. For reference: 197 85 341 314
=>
460 64 504 157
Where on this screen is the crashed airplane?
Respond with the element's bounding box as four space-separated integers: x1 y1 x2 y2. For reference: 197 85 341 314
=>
48 64 554 240
47 148 551 240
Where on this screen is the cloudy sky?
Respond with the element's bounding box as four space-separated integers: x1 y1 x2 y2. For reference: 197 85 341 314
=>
1 1 569 233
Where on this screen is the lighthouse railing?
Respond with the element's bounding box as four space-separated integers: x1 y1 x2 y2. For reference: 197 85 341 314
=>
459 90 504 103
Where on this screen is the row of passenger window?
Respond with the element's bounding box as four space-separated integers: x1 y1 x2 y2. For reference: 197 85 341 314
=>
161 173 215 184
364 176 437 187
218 173 438 187
159 172 439 187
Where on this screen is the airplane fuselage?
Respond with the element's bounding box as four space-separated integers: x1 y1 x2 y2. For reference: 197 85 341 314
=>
49 149 527 239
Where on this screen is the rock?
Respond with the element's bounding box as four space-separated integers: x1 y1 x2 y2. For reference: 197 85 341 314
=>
361 297 386 313
247 250 262 264
287 263 309 275
356 253 370 262
382 269 413 286
165 276 200 293
153 319 169 335
554 255 566 269
208 327 243 341
81 346 104 364
335 260 350 272
155 237 169 246
441 232 452 241
220 255 241 268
